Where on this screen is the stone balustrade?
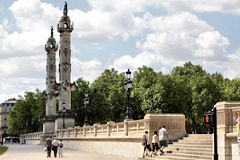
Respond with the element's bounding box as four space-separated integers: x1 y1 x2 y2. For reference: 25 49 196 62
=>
23 114 186 158
55 114 186 140
22 132 43 140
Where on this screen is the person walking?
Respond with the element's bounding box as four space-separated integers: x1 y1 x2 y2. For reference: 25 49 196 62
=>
45 137 52 158
159 125 169 155
52 137 59 158
58 139 64 158
142 131 153 158
152 131 159 155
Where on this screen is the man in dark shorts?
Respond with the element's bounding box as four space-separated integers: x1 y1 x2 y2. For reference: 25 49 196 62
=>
159 125 169 155
142 131 153 158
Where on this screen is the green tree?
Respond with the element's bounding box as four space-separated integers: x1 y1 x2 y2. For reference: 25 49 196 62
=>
171 62 221 133
8 89 45 134
224 78 240 101
71 77 90 126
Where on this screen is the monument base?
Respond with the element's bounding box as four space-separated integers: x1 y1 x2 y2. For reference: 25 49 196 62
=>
55 110 75 131
43 115 55 134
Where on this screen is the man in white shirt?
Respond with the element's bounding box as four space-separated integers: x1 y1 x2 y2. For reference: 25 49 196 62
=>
52 138 59 158
159 125 169 154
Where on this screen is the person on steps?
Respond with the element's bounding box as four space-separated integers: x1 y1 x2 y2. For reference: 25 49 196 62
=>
152 131 159 155
142 131 153 158
159 125 169 155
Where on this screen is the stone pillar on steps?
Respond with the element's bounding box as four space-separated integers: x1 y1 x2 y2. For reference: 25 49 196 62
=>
215 101 240 160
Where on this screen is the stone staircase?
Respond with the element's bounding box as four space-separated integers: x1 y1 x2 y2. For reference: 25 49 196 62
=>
139 134 213 160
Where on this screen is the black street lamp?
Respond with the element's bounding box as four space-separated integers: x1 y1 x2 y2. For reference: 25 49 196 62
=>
31 117 34 132
38 115 41 132
125 69 133 120
25 120 28 134
84 91 89 126
62 102 66 129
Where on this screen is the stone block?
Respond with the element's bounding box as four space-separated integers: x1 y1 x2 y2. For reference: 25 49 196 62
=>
55 117 74 131
43 121 55 134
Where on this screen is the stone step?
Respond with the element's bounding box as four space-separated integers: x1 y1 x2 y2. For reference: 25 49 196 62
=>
166 146 212 152
176 141 213 145
138 134 213 160
139 155 212 160
180 139 213 143
165 149 212 156
163 152 212 159
186 134 212 138
170 144 212 149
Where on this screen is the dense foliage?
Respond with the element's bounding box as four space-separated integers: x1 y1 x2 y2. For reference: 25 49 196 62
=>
8 62 240 134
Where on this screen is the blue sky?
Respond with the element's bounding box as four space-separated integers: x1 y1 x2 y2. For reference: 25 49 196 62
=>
0 0 240 102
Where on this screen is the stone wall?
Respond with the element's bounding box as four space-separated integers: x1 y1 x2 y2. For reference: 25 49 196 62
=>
215 101 240 160
23 114 186 158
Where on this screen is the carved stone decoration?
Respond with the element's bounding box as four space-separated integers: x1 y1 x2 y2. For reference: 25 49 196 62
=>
64 48 68 56
50 65 54 74
61 80 70 91
63 63 68 72
70 82 77 91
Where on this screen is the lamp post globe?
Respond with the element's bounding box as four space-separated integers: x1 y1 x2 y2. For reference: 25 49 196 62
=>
126 69 131 79
125 69 132 120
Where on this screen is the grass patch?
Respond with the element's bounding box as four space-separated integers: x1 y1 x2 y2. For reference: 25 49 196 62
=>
0 146 8 155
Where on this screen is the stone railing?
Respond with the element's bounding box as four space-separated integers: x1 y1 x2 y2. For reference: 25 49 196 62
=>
55 114 186 140
22 132 43 140
215 101 240 160
22 114 186 158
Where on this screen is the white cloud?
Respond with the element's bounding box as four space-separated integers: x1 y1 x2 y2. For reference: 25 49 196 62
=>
112 12 232 75
70 9 146 42
72 58 103 82
157 0 240 15
87 0 158 13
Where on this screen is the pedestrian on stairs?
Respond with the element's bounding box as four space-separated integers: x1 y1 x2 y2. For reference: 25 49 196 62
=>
142 131 153 158
152 131 159 155
159 125 169 155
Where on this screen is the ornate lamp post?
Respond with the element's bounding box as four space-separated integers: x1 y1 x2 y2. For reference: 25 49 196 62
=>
38 115 41 132
84 91 89 126
62 102 66 129
25 120 28 134
125 69 133 120
31 117 34 133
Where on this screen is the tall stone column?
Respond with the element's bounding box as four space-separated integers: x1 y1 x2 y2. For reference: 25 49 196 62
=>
55 2 75 131
43 27 58 134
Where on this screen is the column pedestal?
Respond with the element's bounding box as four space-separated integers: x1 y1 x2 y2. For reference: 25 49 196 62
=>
55 110 75 131
43 115 55 134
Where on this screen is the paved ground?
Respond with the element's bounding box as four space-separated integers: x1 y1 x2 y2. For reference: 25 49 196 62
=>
0 144 137 160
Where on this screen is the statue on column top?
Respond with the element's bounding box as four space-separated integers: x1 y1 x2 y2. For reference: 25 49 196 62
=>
64 1 68 16
51 26 53 37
